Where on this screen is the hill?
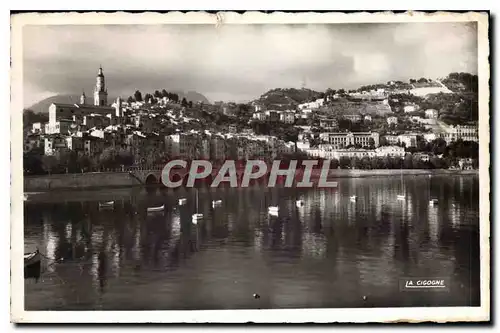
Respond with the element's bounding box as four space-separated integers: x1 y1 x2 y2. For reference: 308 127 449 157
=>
27 91 210 113
255 88 323 110
172 91 210 104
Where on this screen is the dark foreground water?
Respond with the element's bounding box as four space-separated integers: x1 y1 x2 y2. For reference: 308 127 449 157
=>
24 174 480 310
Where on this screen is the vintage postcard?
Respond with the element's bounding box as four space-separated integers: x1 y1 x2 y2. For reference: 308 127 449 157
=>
10 11 490 323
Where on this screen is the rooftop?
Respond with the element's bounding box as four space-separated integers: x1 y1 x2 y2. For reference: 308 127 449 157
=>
51 102 114 111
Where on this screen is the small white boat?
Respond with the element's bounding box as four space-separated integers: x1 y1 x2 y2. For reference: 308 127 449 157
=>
397 195 406 201
268 210 279 216
350 195 357 202
429 198 439 206
268 206 279 215
147 204 165 213
99 201 115 208
178 198 187 205
296 200 304 207
212 200 222 207
192 213 203 224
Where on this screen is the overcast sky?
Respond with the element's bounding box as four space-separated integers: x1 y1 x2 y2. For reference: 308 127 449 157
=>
22 22 477 107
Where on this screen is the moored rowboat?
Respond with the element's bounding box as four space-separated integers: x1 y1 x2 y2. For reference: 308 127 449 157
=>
98 201 115 208
147 204 165 213
24 249 41 269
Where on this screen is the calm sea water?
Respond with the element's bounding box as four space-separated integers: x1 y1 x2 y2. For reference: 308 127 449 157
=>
23 174 480 310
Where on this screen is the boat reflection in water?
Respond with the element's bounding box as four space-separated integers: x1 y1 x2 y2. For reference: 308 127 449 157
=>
24 175 480 310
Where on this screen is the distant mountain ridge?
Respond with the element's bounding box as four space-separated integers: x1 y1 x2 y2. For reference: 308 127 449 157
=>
26 90 210 113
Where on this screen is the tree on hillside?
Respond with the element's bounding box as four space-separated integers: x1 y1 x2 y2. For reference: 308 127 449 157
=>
251 120 271 136
168 93 179 103
161 89 169 98
181 97 188 107
42 155 58 175
144 93 153 103
23 109 48 126
339 156 351 169
23 149 44 175
134 90 143 102
127 96 134 104
188 101 193 108
154 90 162 98
368 138 375 149
430 138 447 155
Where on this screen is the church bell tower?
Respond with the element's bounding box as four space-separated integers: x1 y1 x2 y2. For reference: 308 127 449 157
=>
94 66 108 106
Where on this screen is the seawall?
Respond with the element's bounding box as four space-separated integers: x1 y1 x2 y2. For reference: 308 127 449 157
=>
24 172 142 192
23 169 478 192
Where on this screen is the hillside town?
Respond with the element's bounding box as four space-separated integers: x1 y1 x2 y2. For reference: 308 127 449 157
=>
22 67 479 175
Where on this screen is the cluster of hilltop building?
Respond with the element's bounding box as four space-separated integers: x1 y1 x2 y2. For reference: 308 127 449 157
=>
25 67 479 169
26 67 298 162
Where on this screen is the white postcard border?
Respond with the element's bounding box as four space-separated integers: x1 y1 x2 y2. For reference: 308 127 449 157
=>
10 10 490 323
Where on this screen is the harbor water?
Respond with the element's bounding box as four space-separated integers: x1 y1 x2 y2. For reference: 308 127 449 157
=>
23 174 480 310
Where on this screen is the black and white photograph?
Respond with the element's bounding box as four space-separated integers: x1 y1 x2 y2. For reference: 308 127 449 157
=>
10 11 490 323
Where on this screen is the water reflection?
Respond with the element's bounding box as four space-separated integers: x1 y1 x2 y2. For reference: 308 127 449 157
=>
24 175 480 310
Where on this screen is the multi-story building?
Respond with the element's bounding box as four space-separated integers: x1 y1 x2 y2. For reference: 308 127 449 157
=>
458 158 474 170
425 109 439 119
134 114 155 133
210 135 226 161
298 98 324 110
387 116 398 125
375 145 405 157
165 133 200 159
200 138 211 160
403 104 419 113
442 125 478 143
65 136 84 152
82 114 111 129
296 140 311 151
423 133 438 142
383 135 399 145
318 131 380 148
307 146 375 160
266 110 280 122
319 118 339 130
31 122 44 134
343 114 362 122
44 119 73 135
44 135 67 156
280 111 296 124
397 133 419 148
252 112 267 121
24 134 44 152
